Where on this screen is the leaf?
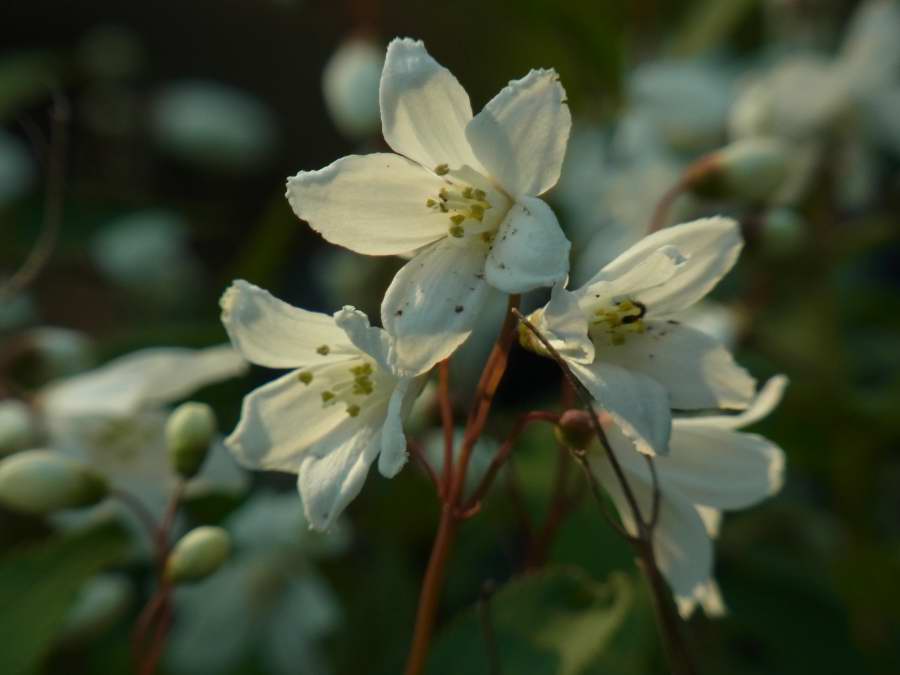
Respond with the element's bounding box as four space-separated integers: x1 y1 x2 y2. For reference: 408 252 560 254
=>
0 521 130 675
426 567 635 675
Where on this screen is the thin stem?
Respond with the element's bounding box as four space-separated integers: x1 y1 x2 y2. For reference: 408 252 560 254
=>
635 540 697 675
438 359 454 498
513 309 697 675
1 95 68 299
512 309 646 534
111 489 160 545
463 410 559 512
647 154 718 234
644 454 662 531
403 295 520 675
409 440 441 496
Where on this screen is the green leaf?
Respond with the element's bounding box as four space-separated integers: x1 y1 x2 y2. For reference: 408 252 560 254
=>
427 568 635 675
0 521 130 675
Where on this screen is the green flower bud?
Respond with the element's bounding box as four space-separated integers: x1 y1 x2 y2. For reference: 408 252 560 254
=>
165 526 231 584
554 410 596 451
690 138 788 202
166 402 217 479
0 450 108 515
0 400 36 456
60 574 132 644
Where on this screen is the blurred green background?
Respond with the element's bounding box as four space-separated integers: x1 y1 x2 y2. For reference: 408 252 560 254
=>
2 1 900 674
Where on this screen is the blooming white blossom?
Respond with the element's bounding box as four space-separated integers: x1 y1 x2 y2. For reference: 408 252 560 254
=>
37 344 249 517
287 38 572 373
730 0 900 207
221 279 428 530
528 217 755 457
590 376 787 617
166 491 347 675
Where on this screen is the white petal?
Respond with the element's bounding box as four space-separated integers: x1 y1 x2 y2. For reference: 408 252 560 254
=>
598 322 755 410
674 375 788 430
586 217 742 317
539 282 593 364
286 153 449 256
297 421 381 531
41 345 246 420
221 280 354 368
225 365 388 474
677 578 727 619
696 506 722 538
569 360 671 456
378 378 413 478
333 306 394 374
577 245 686 313
379 38 481 171
594 456 714 604
381 237 492 374
663 425 786 509
466 69 571 197
485 197 570 293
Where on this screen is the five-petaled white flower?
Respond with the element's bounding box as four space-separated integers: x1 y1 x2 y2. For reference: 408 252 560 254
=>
220 280 427 530
38 344 249 517
527 217 756 456
590 375 787 617
287 38 572 373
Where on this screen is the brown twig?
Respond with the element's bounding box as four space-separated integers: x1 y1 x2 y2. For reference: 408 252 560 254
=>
462 410 559 513
403 295 520 675
409 439 441 496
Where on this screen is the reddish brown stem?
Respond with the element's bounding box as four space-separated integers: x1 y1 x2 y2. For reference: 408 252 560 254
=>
403 295 520 675
463 411 559 512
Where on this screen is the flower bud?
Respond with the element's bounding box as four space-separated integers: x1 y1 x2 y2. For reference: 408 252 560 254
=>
0 399 36 456
60 574 132 644
690 138 788 201
322 37 383 139
0 450 108 515
165 526 231 584
554 410 596 451
166 402 217 479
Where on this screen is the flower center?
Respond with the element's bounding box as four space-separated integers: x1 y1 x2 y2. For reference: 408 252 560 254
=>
426 165 511 244
297 356 381 418
590 299 647 346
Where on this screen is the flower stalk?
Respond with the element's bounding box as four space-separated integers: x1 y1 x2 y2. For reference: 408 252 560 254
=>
403 295 520 675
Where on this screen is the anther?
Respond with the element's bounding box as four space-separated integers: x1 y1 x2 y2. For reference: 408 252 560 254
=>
298 371 313 385
316 345 330 356
435 164 449 176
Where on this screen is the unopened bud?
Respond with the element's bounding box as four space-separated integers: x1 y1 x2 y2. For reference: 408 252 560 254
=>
554 410 596 451
166 402 216 479
690 138 788 201
322 38 384 139
165 526 231 584
0 450 108 515
0 399 36 455
60 574 132 644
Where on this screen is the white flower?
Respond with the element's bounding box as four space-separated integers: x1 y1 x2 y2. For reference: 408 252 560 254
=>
590 376 787 617
629 59 734 153
530 217 755 456
220 279 427 530
37 344 249 516
287 38 572 373
166 491 346 675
